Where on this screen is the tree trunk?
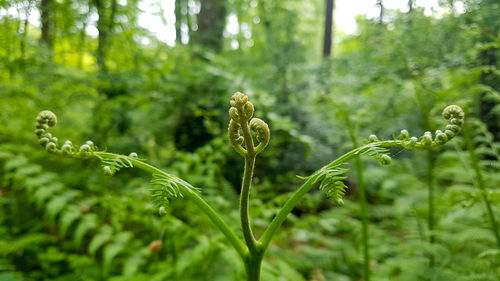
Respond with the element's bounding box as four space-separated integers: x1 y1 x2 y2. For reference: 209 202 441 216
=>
322 0 334 57
39 0 54 57
377 0 383 24
194 0 226 51
93 0 116 72
174 0 183 43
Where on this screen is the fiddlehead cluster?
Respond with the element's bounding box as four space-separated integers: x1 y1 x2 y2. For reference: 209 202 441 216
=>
228 92 270 156
315 105 465 206
35 111 200 214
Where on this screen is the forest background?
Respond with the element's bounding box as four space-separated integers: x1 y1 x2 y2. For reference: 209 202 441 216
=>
0 0 499 280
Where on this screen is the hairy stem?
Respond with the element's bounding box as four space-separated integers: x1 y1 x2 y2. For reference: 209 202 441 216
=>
463 126 500 248
238 107 258 252
244 248 264 281
94 152 248 258
241 155 258 252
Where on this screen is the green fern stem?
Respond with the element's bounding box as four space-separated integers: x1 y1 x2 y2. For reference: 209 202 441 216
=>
426 150 435 243
94 152 249 258
463 125 500 248
244 248 264 281
261 140 397 249
260 136 454 250
345 116 370 281
239 115 258 252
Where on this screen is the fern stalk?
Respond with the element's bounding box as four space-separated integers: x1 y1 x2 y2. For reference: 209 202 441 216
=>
345 115 370 281
463 125 500 248
95 152 248 258
414 88 437 265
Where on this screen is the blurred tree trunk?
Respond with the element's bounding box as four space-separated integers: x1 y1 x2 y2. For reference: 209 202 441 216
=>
39 0 54 57
19 2 32 61
322 0 334 57
78 1 91 69
175 0 183 43
93 0 117 72
377 0 383 24
194 0 226 51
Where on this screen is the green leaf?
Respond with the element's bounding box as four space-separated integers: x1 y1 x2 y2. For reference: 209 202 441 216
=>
88 225 113 256
59 207 82 238
45 191 77 223
33 183 64 208
74 214 98 248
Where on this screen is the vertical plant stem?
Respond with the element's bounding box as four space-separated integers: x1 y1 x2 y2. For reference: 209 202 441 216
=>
463 125 500 248
346 116 370 281
240 155 257 252
426 150 435 266
238 105 258 252
355 157 370 280
413 85 436 266
244 250 264 281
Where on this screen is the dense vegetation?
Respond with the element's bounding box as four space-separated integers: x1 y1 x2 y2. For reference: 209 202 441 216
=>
1 0 499 280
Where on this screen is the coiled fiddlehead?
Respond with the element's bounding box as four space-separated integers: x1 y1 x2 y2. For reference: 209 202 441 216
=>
34 111 200 213
228 92 270 156
314 105 465 206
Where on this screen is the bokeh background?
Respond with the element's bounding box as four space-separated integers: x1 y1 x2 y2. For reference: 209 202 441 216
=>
1 0 499 280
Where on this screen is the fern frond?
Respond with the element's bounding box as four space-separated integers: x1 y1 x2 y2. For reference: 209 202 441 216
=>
96 154 134 176
357 143 391 165
318 166 349 206
149 173 201 211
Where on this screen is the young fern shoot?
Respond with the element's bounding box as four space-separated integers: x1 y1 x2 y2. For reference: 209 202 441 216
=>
35 95 464 281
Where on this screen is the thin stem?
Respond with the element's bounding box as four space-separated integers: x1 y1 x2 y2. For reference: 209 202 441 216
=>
345 115 370 281
355 156 369 280
463 126 500 248
426 150 435 266
260 140 404 249
241 155 258 252
238 108 258 252
94 152 248 258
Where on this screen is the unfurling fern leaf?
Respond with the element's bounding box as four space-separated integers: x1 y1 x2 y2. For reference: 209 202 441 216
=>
96 154 134 176
318 167 349 206
150 173 200 211
357 143 391 165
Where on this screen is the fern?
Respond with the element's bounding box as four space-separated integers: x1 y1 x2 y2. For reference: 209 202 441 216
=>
33 95 465 281
318 166 349 206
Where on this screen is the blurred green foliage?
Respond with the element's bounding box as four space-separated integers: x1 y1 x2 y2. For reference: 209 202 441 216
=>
1 0 500 280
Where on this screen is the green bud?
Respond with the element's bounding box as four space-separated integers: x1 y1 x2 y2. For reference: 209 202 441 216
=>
450 118 463 126
61 143 73 154
243 101 254 120
336 199 344 207
158 206 167 216
103 166 114 176
444 130 455 139
34 129 45 136
422 132 433 146
398 129 410 140
39 137 50 147
379 154 392 165
79 144 91 156
435 130 448 144
46 142 57 153
229 107 240 122
446 124 461 134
